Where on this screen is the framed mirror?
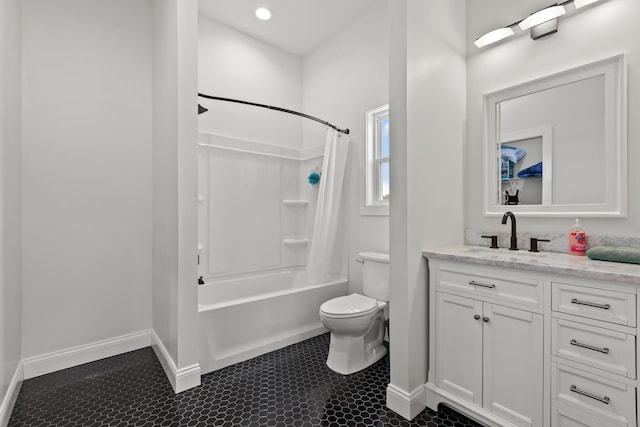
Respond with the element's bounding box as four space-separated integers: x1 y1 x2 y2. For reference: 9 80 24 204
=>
483 54 627 217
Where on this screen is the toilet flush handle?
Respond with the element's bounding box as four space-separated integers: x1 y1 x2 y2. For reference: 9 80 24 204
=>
355 257 364 264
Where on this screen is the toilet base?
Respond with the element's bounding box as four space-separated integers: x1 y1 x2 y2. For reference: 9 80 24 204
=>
325 314 387 375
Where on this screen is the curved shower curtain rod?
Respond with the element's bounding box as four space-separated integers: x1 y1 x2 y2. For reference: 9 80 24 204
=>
197 93 350 135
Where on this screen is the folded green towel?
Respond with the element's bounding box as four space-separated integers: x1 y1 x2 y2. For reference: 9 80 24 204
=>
586 245 640 265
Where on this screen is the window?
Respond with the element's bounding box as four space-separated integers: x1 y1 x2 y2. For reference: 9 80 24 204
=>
363 104 389 215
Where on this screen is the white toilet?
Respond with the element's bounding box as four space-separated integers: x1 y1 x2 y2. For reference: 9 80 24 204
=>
319 251 389 375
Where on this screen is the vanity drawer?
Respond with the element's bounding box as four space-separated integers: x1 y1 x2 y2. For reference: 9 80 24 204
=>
552 318 636 379
552 282 636 327
552 405 625 427
437 263 541 307
552 363 636 427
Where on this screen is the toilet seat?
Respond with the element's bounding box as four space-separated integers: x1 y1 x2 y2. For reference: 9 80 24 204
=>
320 294 378 319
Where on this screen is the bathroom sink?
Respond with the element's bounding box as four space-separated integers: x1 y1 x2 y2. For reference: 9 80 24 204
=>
460 246 548 258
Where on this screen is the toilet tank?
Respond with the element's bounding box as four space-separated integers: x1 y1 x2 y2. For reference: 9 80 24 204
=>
358 252 390 301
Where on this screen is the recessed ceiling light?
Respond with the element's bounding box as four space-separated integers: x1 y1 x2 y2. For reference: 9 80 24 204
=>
255 8 272 21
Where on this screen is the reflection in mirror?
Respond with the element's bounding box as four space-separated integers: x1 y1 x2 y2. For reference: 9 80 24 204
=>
500 132 549 206
484 54 626 217
500 76 603 206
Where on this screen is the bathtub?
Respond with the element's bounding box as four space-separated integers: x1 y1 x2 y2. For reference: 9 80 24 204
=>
198 268 348 374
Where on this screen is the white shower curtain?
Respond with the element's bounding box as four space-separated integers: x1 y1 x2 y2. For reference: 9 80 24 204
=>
305 129 349 286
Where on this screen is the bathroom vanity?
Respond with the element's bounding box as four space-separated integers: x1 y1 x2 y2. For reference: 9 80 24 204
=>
423 246 640 427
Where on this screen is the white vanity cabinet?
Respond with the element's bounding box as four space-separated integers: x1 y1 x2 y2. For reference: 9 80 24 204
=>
424 249 640 427
431 262 544 427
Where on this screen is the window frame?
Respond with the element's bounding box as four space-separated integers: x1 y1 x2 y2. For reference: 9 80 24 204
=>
362 104 389 216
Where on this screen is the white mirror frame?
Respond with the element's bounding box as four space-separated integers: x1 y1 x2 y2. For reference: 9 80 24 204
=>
483 54 627 218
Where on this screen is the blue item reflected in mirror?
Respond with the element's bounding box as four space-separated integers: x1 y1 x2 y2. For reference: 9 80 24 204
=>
517 162 543 178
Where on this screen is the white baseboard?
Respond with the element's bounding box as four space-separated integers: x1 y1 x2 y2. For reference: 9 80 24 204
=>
18 329 200 397
386 383 427 420
150 330 201 393
0 362 23 427
22 330 152 380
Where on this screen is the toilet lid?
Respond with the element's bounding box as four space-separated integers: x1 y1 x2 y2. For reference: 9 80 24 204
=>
320 294 378 318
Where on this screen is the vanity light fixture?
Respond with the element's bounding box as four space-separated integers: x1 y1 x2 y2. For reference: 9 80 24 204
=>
520 5 566 40
574 0 601 8
519 5 566 30
474 27 515 48
475 0 607 48
255 7 272 21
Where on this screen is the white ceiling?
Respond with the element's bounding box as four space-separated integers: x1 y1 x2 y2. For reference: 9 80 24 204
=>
198 0 385 56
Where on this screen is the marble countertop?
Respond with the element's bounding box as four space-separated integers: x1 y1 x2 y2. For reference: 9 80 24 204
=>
423 246 640 285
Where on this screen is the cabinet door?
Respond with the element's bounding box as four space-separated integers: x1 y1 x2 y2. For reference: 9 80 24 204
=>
436 292 483 406
483 303 544 427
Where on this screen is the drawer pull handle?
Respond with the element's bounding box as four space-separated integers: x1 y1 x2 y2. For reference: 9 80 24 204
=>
570 385 610 405
468 280 496 289
570 339 610 354
570 298 611 310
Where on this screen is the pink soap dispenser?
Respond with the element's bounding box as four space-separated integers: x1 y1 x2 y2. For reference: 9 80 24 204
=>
569 218 587 256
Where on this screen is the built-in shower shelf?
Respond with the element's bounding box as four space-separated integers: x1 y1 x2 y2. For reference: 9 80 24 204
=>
283 238 309 245
282 200 309 206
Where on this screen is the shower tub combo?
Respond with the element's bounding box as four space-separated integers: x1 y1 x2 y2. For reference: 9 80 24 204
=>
196 114 350 373
198 268 348 374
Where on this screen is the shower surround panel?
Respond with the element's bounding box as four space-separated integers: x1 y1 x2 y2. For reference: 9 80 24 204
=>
197 133 321 279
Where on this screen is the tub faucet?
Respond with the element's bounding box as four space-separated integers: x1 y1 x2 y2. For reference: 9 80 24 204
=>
501 211 518 251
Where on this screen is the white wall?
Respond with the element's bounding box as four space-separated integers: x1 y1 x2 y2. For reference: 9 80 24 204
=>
387 0 466 419
152 0 180 366
466 0 640 236
176 0 200 375
302 1 390 293
1 0 22 418
198 16 302 149
21 0 153 358
152 0 200 382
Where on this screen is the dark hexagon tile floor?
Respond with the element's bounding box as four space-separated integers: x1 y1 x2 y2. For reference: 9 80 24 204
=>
9 333 484 426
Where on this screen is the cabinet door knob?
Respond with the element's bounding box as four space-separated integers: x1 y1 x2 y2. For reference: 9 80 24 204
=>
483 317 490 322
474 314 481 320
